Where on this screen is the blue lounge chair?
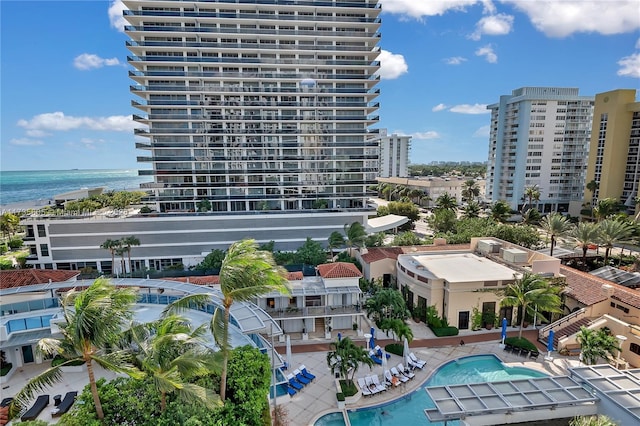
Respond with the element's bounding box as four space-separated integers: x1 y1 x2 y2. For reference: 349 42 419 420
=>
375 345 391 359
21 395 49 421
300 364 316 380
369 351 382 365
294 369 311 385
286 385 297 396
287 373 303 390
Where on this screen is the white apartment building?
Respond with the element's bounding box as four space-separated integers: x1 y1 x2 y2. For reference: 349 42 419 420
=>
378 132 411 178
486 87 594 213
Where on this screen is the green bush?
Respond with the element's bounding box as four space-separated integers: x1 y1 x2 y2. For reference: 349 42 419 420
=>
384 343 403 356
505 336 538 352
336 392 345 402
431 327 459 337
339 379 358 397
1 363 12 376
0 258 14 270
16 421 49 426
0 244 7 255
7 238 23 249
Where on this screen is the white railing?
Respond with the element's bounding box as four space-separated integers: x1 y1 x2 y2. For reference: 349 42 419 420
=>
538 307 587 341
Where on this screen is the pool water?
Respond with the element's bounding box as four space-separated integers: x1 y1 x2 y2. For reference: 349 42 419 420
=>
315 354 548 426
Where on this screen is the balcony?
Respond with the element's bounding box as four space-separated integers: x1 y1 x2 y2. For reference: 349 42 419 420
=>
264 304 361 320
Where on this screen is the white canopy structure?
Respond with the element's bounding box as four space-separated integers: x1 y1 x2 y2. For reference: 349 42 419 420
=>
365 214 409 234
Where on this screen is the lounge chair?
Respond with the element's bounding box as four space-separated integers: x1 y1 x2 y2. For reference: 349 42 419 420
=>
299 364 316 380
369 350 382 365
293 369 311 385
52 391 77 417
409 352 426 369
390 367 409 383
384 370 401 387
364 376 382 394
374 345 391 359
286 385 297 396
21 394 49 421
397 363 415 379
287 373 304 390
371 374 387 392
358 377 373 396
529 350 540 360
0 397 12 408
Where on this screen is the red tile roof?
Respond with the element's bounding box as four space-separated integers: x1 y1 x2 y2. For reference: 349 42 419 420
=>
561 266 640 309
316 262 362 279
287 271 304 281
0 269 80 290
359 244 471 264
167 275 220 286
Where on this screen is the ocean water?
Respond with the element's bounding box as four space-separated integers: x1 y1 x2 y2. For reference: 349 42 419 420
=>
0 169 148 206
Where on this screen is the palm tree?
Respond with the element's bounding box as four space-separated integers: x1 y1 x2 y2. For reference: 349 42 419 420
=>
460 201 481 219
407 188 425 205
586 179 599 205
364 288 410 326
540 212 574 256
523 185 541 211
344 221 367 253
100 238 121 276
461 179 480 203
121 236 141 277
571 222 600 266
213 239 290 401
10 278 142 420
576 326 620 365
326 337 374 386
597 219 633 265
490 200 512 223
327 231 345 259
435 192 457 211
521 208 541 225
593 198 621 222
500 273 562 339
131 314 221 412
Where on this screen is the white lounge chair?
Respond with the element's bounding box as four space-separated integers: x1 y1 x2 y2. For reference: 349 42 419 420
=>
398 363 415 379
409 352 427 368
364 376 381 394
390 367 409 383
357 377 373 396
384 370 401 387
371 374 387 391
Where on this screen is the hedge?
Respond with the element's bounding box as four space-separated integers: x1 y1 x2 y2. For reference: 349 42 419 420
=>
431 326 459 337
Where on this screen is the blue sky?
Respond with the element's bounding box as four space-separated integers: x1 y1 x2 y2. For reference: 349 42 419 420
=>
1 0 639 171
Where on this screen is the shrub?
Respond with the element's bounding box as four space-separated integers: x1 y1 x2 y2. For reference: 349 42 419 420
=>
339 380 358 397
504 336 538 352
336 393 345 402
431 327 459 337
0 258 13 270
7 238 22 250
384 343 403 357
0 244 7 255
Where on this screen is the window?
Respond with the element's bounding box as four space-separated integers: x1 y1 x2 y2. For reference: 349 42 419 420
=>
266 298 275 309
40 244 49 257
288 297 297 308
631 342 640 355
37 224 46 237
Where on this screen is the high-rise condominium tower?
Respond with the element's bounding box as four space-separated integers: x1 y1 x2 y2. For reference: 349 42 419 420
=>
123 0 381 218
378 132 411 178
486 87 594 213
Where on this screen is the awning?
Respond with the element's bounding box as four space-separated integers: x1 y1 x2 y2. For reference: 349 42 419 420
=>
365 214 409 233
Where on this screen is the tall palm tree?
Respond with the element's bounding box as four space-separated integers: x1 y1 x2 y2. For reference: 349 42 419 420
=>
407 188 424 205
100 238 121 276
521 207 542 225
523 185 541 211
576 326 620 365
461 179 480 203
327 231 345 259
326 337 373 386
597 219 633 265
213 239 290 401
490 200 512 223
586 179 599 205
593 198 621 222
571 222 600 266
10 278 142 420
500 273 562 339
540 212 574 256
460 201 481 219
131 314 221 412
121 236 141 277
435 192 457 211
344 221 367 253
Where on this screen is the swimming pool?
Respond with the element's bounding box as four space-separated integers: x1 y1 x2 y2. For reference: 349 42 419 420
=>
315 354 548 426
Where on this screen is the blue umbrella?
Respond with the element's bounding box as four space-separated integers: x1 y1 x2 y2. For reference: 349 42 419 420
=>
338 332 342 342
547 330 554 352
370 327 376 349
501 318 508 345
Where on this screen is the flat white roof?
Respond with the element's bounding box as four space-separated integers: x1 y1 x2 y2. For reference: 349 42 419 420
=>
411 253 517 283
365 214 409 233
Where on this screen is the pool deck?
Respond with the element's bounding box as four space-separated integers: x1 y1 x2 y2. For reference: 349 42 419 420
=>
274 325 583 425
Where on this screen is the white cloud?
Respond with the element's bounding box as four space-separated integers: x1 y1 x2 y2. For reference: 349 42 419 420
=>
74 54 122 70
503 0 640 38
444 56 467 65
109 0 127 32
450 104 490 114
432 103 448 112
473 125 491 137
25 129 49 138
10 138 44 146
17 112 137 132
379 0 480 19
470 13 514 40
376 49 409 79
411 131 441 140
617 52 640 78
475 45 498 63
636 38 640 49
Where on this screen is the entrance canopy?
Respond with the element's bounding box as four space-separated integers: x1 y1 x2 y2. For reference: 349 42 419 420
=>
365 214 409 234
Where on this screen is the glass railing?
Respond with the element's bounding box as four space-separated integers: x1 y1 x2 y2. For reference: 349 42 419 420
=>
1 298 60 317
4 314 54 334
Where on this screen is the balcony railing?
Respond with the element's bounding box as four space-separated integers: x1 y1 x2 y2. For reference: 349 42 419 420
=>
264 304 362 319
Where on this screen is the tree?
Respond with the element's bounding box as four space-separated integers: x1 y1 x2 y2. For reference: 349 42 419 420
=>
392 231 423 246
500 273 562 339
10 278 142 420
326 337 373 386
540 212 574 256
377 201 420 231
131 314 221 412
327 231 345 258
576 326 621 365
295 237 327 266
571 222 600 266
100 239 121 276
364 288 410 326
593 198 622 221
196 199 211 212
196 249 226 271
428 208 457 233
586 179 599 202
435 192 457 211
121 236 140 277
212 239 290 401
490 200 512 223
0 213 20 238
523 185 541 211
461 179 480 203
364 232 386 248
460 201 481 219
521 207 542 225
344 222 367 253
379 317 413 342
597 219 633 265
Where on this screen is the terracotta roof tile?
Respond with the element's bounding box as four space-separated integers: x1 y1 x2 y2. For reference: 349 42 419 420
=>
316 262 362 279
359 244 471 264
287 271 304 281
167 275 220 286
560 266 640 308
0 269 80 290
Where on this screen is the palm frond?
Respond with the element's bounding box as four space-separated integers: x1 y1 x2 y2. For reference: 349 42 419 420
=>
8 365 64 418
162 294 211 317
177 383 223 409
92 351 144 379
210 307 227 352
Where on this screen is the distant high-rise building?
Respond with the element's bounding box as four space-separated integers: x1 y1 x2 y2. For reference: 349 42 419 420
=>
378 132 410 178
486 87 594 213
124 0 381 216
584 89 640 216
